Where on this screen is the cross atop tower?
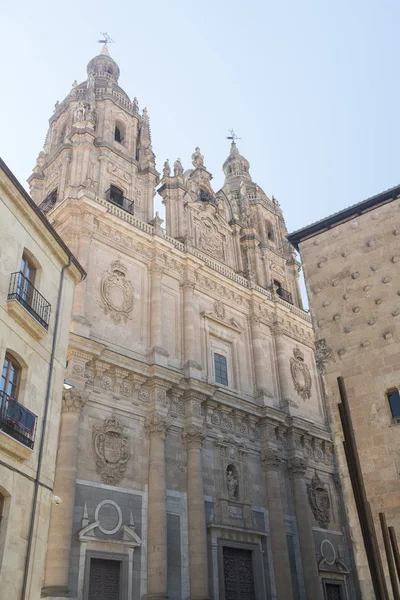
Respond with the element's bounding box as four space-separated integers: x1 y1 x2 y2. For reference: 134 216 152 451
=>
226 129 241 143
97 32 115 46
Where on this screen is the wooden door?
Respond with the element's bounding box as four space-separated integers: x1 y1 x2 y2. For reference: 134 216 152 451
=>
88 558 121 600
223 547 256 600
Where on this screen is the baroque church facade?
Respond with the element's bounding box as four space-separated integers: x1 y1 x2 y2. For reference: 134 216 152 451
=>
29 46 358 600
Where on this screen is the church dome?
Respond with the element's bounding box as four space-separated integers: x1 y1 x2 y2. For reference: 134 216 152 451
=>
223 142 251 182
86 45 121 84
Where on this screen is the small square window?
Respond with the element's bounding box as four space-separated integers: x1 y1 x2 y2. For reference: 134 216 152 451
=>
387 390 400 418
214 353 228 386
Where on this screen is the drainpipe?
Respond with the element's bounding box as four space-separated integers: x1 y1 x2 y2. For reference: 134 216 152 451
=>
21 256 75 600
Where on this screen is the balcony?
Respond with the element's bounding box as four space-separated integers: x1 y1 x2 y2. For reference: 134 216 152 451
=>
0 392 37 458
276 285 293 305
105 188 134 214
7 272 51 338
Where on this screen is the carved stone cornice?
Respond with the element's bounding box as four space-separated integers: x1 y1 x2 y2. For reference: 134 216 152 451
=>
145 413 171 438
289 457 308 477
61 389 87 414
182 425 205 450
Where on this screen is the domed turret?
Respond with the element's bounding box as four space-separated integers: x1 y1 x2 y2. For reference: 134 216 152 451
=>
223 142 252 182
86 45 120 83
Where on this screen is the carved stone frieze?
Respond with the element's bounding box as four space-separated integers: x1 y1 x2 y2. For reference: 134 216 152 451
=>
92 416 129 485
307 472 331 529
290 346 312 400
100 259 134 324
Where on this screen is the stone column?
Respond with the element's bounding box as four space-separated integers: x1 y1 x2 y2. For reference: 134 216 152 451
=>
289 458 323 600
262 452 294 600
181 280 200 371
183 425 209 600
249 314 271 398
274 330 293 411
42 389 86 596
145 413 170 600
149 265 163 354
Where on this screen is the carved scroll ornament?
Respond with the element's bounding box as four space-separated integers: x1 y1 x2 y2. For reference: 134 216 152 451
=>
100 259 134 324
92 416 129 485
290 346 312 400
307 472 331 529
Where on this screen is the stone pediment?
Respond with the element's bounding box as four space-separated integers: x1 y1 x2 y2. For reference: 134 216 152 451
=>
201 311 243 333
78 521 142 547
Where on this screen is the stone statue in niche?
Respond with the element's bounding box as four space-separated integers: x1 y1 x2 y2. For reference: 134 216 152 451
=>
290 346 312 400
100 259 134 324
307 472 331 529
226 467 238 500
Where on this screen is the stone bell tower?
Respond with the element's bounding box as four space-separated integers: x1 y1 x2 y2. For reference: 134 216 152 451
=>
28 45 158 224
159 141 303 308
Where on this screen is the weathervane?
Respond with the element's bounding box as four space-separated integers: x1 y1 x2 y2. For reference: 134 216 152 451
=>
227 129 241 142
98 32 115 45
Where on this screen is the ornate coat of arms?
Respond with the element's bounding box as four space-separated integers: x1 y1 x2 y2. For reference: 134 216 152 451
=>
307 472 331 529
92 417 129 485
100 259 134 324
290 346 312 400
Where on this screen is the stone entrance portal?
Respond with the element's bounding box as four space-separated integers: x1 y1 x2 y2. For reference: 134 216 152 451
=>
88 558 121 600
223 547 256 600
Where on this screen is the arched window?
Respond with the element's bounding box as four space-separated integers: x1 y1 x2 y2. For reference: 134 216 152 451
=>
266 220 275 242
59 127 66 144
114 122 125 144
1 353 21 400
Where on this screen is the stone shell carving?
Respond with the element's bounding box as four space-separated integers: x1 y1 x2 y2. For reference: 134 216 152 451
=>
290 346 312 400
92 417 129 485
307 472 331 529
100 259 134 324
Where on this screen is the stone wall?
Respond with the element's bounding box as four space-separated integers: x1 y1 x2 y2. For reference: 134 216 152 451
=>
297 197 400 598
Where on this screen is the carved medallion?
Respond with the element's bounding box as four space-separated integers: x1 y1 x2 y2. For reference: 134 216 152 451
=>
100 259 134 324
214 300 225 319
307 472 331 529
290 346 312 400
92 417 129 485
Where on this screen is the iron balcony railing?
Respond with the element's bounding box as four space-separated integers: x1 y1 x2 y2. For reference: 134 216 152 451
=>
0 391 37 449
276 286 293 305
105 188 134 214
8 272 51 330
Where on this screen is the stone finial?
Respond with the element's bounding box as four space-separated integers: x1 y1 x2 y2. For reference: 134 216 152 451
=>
72 80 78 88
133 97 139 113
174 158 184 177
162 159 171 178
191 147 204 169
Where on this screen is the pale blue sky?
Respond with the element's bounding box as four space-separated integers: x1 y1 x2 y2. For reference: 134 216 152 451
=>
1 0 400 235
